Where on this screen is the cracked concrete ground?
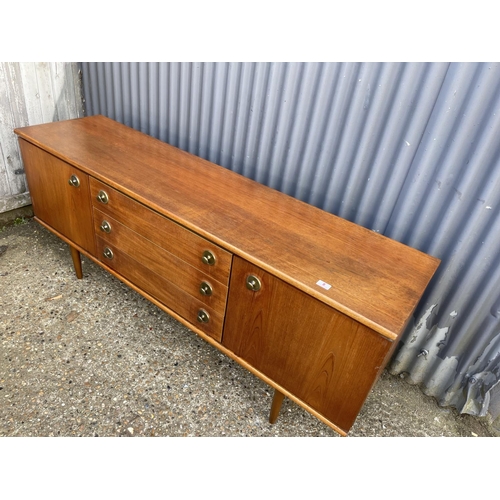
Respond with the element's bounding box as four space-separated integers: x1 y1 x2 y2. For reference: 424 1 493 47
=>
1 217 498 438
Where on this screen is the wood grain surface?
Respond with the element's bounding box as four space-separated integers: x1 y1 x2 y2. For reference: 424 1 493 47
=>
93 208 228 313
95 236 224 341
223 257 394 433
18 139 95 254
90 177 232 286
15 116 440 340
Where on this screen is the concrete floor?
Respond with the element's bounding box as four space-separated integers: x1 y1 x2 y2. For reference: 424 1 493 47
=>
1 217 498 438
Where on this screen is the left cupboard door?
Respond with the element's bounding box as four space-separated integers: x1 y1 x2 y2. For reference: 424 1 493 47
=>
18 138 96 255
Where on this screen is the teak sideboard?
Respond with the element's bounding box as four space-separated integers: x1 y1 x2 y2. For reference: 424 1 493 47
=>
14 115 440 436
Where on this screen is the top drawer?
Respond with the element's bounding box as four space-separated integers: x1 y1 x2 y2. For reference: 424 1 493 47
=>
89 178 232 285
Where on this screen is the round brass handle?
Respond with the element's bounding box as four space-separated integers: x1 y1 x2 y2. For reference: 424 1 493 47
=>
201 250 216 266
246 275 262 292
197 309 210 323
97 190 109 204
100 220 112 233
68 174 80 187
199 281 213 296
103 247 114 259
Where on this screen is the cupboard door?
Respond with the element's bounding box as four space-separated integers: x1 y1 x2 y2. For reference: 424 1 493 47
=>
19 139 95 254
222 256 394 433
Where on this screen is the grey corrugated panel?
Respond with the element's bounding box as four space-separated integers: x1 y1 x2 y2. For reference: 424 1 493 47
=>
79 62 500 421
387 62 500 417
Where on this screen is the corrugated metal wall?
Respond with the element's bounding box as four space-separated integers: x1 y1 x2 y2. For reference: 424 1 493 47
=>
0 62 84 213
80 62 500 423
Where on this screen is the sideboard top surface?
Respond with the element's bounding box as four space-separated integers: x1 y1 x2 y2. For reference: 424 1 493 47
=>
15 115 440 340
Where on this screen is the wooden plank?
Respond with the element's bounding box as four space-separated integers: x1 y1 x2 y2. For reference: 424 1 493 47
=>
0 154 11 200
0 63 14 199
36 62 59 123
51 62 83 121
50 62 70 121
19 63 44 125
0 192 32 213
68 63 85 119
3 62 29 128
14 115 440 340
3 62 30 206
0 63 27 199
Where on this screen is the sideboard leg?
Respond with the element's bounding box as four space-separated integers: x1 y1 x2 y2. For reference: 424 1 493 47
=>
269 388 286 424
69 245 83 279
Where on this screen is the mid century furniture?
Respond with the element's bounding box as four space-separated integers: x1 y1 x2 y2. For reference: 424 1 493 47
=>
15 115 440 436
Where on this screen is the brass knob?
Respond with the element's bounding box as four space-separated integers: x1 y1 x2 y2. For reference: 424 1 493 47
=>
68 174 80 187
201 250 216 266
246 275 262 292
199 281 213 296
97 190 109 204
100 220 111 233
103 247 114 259
197 309 210 323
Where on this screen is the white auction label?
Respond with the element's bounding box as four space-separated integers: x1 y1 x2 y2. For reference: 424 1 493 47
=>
316 280 332 290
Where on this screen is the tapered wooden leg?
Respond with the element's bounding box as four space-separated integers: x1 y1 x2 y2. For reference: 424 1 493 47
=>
269 388 286 424
70 245 83 279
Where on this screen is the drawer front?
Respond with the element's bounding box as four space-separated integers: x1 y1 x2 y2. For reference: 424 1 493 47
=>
96 237 223 341
90 178 231 285
94 208 227 313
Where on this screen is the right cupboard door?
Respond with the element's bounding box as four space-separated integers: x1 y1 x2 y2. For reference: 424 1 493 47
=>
222 256 394 433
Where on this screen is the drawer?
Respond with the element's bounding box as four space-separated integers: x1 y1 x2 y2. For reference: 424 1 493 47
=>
96 236 223 341
90 177 232 286
93 208 227 314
